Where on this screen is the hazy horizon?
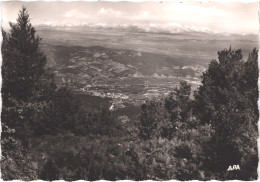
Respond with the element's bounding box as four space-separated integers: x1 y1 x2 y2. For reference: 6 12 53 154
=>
2 1 259 35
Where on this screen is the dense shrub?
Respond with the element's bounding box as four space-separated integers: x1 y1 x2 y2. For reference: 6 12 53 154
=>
38 135 145 181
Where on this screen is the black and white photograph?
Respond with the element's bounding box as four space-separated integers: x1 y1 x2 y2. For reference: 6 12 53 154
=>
1 1 259 180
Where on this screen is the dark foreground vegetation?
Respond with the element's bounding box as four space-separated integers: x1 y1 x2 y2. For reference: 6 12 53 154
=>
1 7 258 180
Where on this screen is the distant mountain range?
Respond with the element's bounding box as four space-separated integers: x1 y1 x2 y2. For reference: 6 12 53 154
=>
34 23 258 37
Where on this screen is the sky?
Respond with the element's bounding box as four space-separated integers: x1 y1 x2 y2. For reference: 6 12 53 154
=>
1 1 259 34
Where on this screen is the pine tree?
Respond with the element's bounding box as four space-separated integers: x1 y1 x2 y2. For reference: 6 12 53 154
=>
193 47 244 125
193 47 258 179
165 81 192 123
2 7 46 102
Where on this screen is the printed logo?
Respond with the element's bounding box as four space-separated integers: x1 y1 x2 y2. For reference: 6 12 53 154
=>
227 165 240 171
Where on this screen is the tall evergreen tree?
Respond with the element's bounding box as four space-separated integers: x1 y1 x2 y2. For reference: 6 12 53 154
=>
193 47 244 124
2 7 46 102
193 47 258 179
165 81 192 123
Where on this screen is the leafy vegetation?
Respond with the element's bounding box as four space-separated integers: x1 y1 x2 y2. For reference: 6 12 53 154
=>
1 7 258 180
